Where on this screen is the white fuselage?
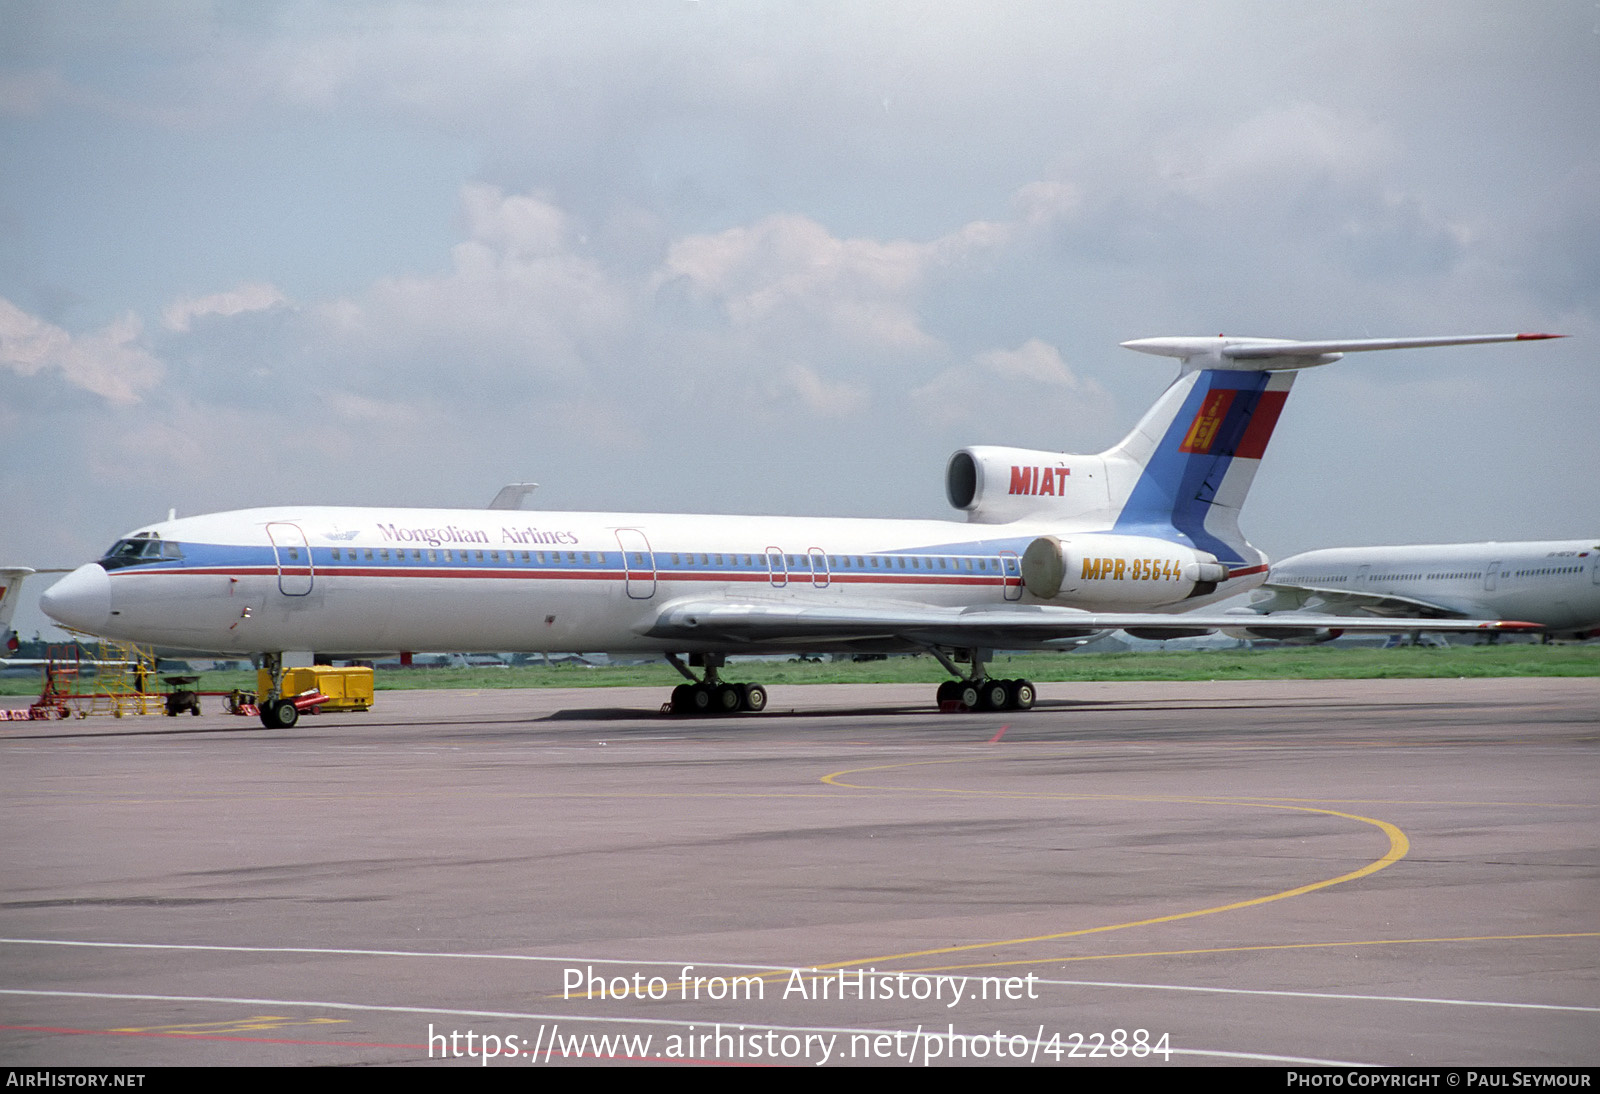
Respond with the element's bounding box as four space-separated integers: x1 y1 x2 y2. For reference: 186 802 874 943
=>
46 505 1265 657
1267 540 1600 634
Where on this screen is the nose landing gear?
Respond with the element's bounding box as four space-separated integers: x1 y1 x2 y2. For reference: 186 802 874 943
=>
255 652 308 729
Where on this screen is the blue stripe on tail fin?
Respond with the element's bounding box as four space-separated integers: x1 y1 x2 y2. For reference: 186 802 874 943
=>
1107 369 1294 564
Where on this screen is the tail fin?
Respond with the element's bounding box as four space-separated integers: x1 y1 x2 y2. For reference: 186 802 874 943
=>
1101 333 1563 566
1103 368 1292 566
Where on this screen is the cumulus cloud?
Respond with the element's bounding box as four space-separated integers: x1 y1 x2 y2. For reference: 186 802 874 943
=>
459 183 570 259
1159 102 1393 199
658 214 939 351
911 338 1112 431
77 180 1131 451
1160 102 1473 276
779 363 869 418
655 204 1035 355
1011 180 1081 227
0 299 163 403
316 185 628 382
162 282 288 332
296 182 1066 415
974 339 1094 388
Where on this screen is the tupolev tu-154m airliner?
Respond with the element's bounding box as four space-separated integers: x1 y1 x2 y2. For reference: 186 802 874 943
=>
40 332 1560 728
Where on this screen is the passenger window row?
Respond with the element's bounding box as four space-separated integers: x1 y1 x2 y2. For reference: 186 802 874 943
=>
326 548 604 565
318 548 1001 572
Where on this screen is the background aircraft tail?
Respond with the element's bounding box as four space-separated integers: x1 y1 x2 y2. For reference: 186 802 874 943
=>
1 568 35 653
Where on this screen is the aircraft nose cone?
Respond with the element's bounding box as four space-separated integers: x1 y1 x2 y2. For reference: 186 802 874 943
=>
40 564 111 634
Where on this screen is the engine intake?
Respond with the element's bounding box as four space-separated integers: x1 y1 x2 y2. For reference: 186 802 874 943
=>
945 446 1108 524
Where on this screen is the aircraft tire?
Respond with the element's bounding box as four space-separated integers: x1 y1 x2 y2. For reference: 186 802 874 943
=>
258 699 298 729
714 683 742 714
1007 679 1036 711
957 682 981 710
978 679 1010 712
687 684 714 716
741 683 768 713
936 680 958 704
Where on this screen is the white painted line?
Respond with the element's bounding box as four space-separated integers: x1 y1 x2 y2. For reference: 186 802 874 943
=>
1033 977 1600 1013
1 987 697 1030
1172 1048 1374 1065
0 937 777 973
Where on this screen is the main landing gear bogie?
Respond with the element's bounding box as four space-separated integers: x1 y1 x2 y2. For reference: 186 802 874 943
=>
935 677 1036 712
668 681 768 716
664 652 1032 718
664 653 771 717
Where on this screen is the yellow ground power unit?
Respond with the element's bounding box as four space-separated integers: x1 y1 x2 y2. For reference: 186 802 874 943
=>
255 666 374 712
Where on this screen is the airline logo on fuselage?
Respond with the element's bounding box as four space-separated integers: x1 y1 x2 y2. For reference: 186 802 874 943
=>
378 522 491 547
500 525 580 546
376 522 580 548
1010 466 1070 496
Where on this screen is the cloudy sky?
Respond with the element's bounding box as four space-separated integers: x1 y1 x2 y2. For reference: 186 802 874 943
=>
2 1 1596 638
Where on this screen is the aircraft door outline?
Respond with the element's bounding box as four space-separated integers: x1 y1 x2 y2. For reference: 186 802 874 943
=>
615 528 656 599
1000 550 1023 600
809 548 830 588
265 523 314 596
766 548 787 588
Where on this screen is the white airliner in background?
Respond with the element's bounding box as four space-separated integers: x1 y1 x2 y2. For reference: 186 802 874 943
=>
40 332 1559 727
1250 539 1600 640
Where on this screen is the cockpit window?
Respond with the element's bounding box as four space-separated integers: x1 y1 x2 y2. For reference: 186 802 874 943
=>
100 535 183 570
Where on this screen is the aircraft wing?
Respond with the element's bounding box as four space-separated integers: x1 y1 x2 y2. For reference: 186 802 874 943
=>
1249 582 1466 619
642 598 1537 650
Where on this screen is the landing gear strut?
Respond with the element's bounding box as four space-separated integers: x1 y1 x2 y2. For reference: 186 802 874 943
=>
926 647 1036 712
256 652 300 729
665 653 768 716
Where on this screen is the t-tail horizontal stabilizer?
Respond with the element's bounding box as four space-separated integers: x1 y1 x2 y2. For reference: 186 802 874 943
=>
1120 333 1565 372
1098 329 1564 571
